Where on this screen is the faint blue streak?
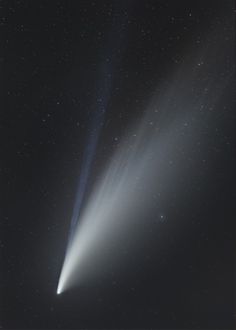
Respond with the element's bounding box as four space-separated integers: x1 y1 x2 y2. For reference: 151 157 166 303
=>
66 2 131 249
67 63 113 248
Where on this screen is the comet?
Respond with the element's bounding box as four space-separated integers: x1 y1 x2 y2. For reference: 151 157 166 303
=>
56 20 233 295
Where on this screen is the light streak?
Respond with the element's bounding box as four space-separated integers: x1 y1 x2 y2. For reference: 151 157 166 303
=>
57 22 233 295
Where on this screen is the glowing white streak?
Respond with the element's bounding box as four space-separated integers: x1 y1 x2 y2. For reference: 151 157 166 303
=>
57 27 233 294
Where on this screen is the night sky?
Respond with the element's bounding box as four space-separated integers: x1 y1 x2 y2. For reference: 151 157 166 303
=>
2 1 235 329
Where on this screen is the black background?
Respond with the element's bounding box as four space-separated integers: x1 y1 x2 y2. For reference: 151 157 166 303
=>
2 1 235 329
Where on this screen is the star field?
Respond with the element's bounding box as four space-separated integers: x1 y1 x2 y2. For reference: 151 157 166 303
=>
2 1 235 329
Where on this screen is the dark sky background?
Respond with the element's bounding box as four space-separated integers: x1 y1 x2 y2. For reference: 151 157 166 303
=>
1 0 235 329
